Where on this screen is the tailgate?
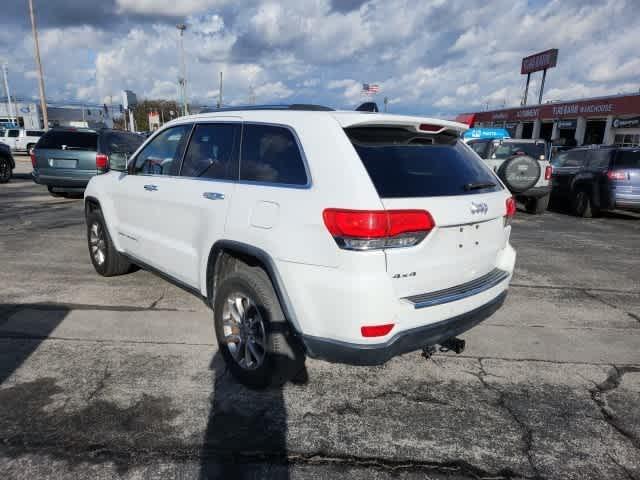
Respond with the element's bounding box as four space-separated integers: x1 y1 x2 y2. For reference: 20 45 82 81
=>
382 193 508 298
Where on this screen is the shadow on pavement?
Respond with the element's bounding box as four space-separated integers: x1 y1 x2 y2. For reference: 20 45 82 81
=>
200 351 308 479
0 305 68 385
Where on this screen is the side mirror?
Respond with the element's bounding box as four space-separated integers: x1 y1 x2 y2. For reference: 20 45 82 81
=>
109 152 129 172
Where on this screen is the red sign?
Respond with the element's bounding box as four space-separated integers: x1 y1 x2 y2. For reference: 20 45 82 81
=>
521 49 558 74
465 94 640 125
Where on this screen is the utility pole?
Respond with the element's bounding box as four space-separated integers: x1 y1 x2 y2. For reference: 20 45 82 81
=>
248 84 256 105
383 96 388 112
176 24 188 116
1 64 15 125
28 0 49 129
217 71 223 109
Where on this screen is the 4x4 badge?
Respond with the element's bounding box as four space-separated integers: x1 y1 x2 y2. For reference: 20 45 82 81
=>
470 202 488 215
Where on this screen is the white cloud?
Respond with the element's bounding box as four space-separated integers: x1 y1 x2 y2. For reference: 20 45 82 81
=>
115 0 227 16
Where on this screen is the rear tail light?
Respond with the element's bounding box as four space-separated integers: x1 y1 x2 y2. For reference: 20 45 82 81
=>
30 149 36 168
607 170 626 181
504 197 516 226
544 165 552 180
361 323 394 337
323 209 435 251
96 153 109 172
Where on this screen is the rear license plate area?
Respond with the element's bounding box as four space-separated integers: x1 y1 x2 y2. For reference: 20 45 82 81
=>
49 159 78 169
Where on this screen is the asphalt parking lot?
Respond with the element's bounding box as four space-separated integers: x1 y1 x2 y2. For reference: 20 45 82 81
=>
1 155 639 479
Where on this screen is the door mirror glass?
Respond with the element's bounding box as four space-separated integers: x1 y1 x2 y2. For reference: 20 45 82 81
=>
109 152 129 172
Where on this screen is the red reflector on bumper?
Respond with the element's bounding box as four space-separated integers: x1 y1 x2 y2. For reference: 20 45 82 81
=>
361 323 395 337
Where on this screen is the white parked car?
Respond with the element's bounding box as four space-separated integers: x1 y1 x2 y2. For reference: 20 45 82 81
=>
0 128 45 152
84 105 516 387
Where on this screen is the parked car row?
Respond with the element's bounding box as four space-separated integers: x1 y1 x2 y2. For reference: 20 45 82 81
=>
466 134 640 217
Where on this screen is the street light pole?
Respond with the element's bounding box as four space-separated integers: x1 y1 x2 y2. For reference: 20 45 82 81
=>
28 0 49 129
176 24 188 116
2 64 15 125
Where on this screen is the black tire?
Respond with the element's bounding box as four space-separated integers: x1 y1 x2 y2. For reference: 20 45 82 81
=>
572 190 593 218
497 155 541 193
525 194 550 214
214 264 305 389
86 210 133 276
0 156 11 183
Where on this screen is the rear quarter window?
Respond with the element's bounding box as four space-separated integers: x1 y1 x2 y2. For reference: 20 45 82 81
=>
347 127 501 198
37 130 98 151
614 150 640 168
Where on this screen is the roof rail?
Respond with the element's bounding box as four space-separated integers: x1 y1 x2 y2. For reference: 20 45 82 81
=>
199 104 334 114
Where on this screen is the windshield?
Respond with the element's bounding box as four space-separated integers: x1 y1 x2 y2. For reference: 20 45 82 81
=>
492 142 545 159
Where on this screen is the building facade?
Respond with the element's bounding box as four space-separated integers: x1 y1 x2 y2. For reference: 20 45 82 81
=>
0 98 114 129
457 93 640 147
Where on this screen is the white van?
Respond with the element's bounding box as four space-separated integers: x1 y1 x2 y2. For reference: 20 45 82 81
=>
0 128 45 152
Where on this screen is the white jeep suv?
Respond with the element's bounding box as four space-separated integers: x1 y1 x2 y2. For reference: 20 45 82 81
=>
84 105 516 387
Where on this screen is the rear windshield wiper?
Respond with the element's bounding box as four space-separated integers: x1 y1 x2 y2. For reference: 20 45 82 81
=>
464 181 496 191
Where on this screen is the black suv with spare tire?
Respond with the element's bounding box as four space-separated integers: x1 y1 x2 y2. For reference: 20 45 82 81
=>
467 138 551 214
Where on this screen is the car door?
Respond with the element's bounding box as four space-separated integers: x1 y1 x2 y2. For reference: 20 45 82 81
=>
113 123 194 279
5 129 19 150
115 122 241 289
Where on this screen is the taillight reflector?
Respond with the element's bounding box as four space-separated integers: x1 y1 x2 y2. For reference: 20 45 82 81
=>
505 197 516 218
96 153 109 171
544 165 552 180
607 170 626 181
323 209 435 250
361 323 394 337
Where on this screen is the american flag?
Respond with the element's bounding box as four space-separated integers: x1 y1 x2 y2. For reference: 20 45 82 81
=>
362 83 380 95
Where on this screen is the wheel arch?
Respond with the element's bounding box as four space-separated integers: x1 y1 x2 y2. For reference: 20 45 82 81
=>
206 240 302 335
84 196 102 216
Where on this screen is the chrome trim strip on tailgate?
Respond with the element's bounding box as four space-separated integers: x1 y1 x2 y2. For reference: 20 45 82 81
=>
404 268 510 309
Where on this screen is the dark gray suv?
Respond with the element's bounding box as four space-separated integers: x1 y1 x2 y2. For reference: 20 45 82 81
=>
32 128 144 197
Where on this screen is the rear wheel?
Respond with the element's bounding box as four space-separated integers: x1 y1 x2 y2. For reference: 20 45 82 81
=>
0 157 11 183
525 194 549 214
86 210 133 276
213 264 305 389
572 190 593 218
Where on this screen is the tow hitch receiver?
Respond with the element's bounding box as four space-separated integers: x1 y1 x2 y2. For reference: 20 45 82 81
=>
440 337 466 354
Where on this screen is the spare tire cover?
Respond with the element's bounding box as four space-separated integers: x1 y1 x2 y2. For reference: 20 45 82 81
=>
497 155 540 193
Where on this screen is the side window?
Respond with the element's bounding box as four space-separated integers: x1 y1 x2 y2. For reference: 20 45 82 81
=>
132 125 191 176
240 124 308 186
180 123 240 180
8 130 19 138
588 150 612 169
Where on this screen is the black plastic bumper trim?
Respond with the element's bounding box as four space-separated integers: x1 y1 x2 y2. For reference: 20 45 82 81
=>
302 291 507 366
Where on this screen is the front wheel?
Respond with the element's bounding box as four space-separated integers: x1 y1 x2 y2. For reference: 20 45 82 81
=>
0 157 11 183
214 265 305 389
525 194 550 214
86 210 133 276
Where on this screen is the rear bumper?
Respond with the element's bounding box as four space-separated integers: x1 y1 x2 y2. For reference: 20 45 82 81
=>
519 185 551 199
615 193 640 212
32 169 94 188
302 291 507 366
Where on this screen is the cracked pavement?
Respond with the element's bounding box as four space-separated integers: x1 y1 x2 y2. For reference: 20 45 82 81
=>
1 157 639 479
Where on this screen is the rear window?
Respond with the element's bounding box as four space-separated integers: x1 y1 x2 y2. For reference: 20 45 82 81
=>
37 130 97 151
492 142 545 159
347 127 501 198
104 132 144 155
614 150 640 168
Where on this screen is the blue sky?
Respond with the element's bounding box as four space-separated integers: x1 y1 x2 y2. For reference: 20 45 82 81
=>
1 0 638 116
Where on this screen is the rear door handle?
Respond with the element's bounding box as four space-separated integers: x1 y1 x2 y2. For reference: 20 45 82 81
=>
144 184 158 191
203 192 225 200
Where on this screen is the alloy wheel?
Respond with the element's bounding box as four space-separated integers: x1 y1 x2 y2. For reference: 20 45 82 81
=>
221 293 267 370
89 222 106 266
